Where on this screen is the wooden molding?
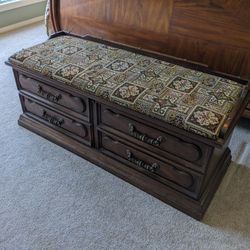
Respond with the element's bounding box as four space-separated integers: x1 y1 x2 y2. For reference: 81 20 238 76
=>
0 0 46 13
0 16 44 34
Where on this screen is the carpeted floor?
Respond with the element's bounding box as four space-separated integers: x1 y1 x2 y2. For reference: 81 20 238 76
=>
0 23 250 250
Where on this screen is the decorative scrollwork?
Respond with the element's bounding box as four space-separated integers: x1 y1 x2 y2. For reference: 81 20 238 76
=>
128 123 163 146
42 110 64 127
126 150 160 173
38 85 62 103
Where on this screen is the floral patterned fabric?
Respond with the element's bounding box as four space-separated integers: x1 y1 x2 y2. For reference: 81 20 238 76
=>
9 36 246 139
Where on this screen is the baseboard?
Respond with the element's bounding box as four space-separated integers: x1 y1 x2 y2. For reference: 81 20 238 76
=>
0 0 46 13
0 15 44 34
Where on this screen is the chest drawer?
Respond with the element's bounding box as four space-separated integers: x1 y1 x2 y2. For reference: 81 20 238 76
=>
18 73 89 118
99 131 202 198
22 96 92 145
99 106 211 172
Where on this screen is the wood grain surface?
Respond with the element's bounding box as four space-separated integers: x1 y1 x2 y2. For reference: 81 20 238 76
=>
50 0 250 79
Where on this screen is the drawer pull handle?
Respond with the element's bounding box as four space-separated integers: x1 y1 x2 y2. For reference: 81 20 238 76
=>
126 150 160 173
38 85 62 103
128 123 163 146
42 110 64 127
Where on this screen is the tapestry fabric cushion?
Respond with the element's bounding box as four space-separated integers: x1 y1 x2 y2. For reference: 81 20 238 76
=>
9 35 246 139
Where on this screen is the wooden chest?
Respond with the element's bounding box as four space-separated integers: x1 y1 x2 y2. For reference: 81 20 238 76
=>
9 49 249 219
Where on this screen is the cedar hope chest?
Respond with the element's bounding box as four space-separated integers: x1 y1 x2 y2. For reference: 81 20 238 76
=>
6 0 250 219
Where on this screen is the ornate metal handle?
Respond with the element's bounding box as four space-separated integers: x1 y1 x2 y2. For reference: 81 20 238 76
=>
126 150 160 173
38 85 62 103
128 123 163 146
42 110 64 127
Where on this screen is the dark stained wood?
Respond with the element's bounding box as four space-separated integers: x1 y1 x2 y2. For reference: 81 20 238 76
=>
17 114 231 220
50 0 250 116
99 130 203 198
243 102 250 119
19 74 88 116
10 57 249 148
7 63 243 219
21 95 92 145
99 105 212 173
6 32 250 219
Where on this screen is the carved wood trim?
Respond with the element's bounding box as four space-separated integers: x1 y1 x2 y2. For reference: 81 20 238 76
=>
50 0 61 32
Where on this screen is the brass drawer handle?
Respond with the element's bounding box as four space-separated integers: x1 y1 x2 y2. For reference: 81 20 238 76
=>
38 85 62 103
42 110 64 127
126 150 160 173
128 123 163 146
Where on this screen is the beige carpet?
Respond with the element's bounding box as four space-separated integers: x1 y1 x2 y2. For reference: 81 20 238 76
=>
0 23 250 250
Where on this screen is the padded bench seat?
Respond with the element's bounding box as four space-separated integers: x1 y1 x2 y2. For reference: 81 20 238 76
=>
9 35 246 139
7 33 250 219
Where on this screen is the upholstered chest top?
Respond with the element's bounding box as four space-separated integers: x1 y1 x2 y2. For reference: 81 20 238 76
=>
9 35 246 139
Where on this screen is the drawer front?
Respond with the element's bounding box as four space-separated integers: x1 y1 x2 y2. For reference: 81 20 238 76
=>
99 131 201 197
100 106 209 169
18 74 88 117
22 96 91 143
